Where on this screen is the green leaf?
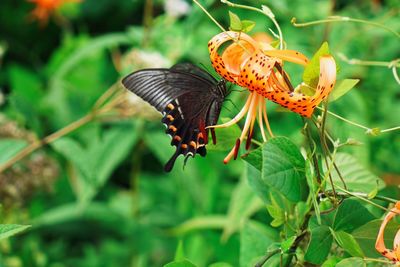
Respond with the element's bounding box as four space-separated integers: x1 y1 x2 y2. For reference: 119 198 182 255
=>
335 257 366 267
325 153 384 192
280 236 296 252
0 139 28 165
352 219 400 257
367 186 378 199
304 226 333 264
262 137 308 202
164 259 197 267
266 203 285 227
330 79 360 102
240 221 278 267
242 146 262 171
175 240 185 261
208 118 242 152
332 230 364 257
52 122 139 204
302 42 330 88
0 224 30 240
333 199 375 232
228 11 242 31
241 20 256 33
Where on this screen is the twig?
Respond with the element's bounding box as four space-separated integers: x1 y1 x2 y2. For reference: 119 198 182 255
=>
291 16 400 39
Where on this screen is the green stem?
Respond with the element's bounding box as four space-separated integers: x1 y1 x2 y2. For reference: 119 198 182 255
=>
381 126 400 133
192 0 227 32
317 106 370 130
291 16 400 39
321 190 398 204
334 185 391 212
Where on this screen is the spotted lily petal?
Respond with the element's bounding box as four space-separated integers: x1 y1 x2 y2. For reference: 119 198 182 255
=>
376 202 400 262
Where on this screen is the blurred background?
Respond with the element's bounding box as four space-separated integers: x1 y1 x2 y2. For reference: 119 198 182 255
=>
0 0 399 266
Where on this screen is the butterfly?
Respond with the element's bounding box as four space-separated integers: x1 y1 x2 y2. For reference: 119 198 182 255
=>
122 63 228 172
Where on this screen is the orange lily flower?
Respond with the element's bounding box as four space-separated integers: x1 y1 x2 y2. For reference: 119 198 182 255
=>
208 31 336 163
376 202 400 262
28 0 81 25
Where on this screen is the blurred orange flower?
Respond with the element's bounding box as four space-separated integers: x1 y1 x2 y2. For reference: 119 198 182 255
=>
376 202 400 263
28 0 81 25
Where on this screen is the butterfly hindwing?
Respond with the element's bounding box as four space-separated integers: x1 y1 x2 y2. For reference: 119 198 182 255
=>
122 63 227 172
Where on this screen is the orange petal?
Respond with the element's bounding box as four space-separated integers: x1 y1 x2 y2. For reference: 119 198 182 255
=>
237 52 277 94
264 49 309 66
375 202 400 262
208 31 258 83
222 41 255 76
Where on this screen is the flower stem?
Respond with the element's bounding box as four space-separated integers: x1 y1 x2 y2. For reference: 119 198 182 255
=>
291 16 400 39
192 0 227 32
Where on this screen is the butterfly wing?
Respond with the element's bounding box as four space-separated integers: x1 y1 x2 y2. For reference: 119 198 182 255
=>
122 63 227 172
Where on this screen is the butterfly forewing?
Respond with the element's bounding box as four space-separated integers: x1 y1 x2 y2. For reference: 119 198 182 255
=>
122 63 227 172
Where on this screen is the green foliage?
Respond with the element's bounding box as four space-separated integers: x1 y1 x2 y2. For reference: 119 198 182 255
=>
262 137 308 202
228 11 256 33
302 42 331 88
0 224 30 240
305 226 333 264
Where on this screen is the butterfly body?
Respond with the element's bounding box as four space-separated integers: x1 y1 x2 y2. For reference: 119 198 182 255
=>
122 63 227 172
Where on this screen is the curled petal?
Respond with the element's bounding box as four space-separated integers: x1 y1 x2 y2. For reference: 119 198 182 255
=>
375 202 400 262
264 50 309 66
208 31 258 83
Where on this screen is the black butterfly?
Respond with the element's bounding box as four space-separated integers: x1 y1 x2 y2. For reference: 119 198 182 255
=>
122 63 227 172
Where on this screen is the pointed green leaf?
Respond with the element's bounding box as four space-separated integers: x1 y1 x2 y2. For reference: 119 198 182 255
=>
333 199 375 232
175 240 185 261
330 79 359 102
302 42 330 88
305 226 333 264
241 20 256 33
332 230 364 257
228 11 242 31
0 224 30 240
281 236 296 252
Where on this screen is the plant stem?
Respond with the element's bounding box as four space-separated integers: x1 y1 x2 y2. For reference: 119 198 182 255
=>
291 16 400 39
321 190 398 204
0 113 94 174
